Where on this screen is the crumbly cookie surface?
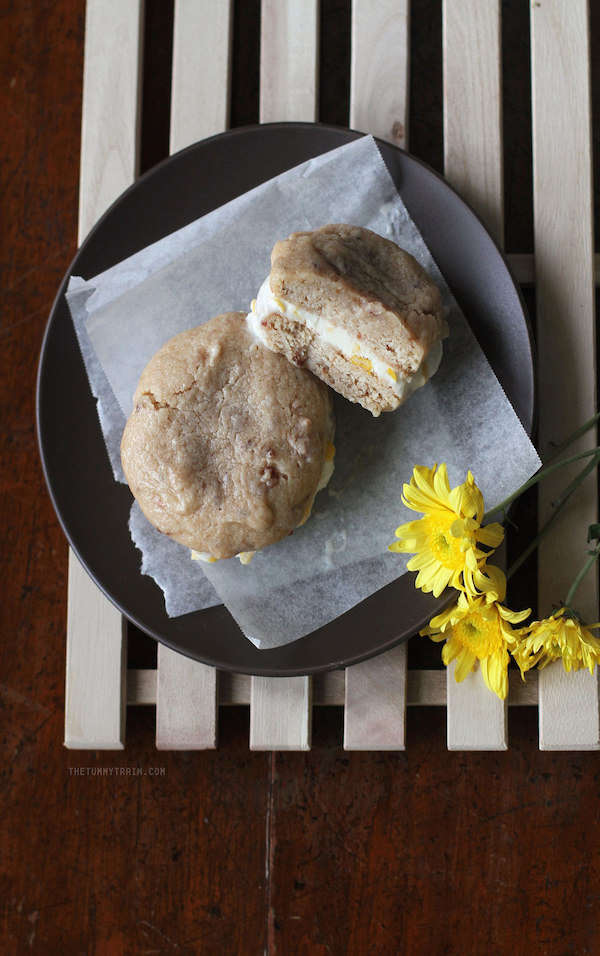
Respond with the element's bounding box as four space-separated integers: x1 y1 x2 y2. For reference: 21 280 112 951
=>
121 312 333 559
256 224 448 415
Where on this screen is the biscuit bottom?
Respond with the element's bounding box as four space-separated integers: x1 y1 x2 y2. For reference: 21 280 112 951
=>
251 306 441 417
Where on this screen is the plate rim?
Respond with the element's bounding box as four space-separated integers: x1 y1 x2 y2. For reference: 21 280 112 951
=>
36 121 536 675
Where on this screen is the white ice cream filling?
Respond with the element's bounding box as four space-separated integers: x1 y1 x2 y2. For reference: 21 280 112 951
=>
248 275 443 403
191 549 256 565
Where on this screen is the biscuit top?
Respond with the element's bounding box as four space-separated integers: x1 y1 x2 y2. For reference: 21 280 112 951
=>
269 223 447 376
120 312 333 559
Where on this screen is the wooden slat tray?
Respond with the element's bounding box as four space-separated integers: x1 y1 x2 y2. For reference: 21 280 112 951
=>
63 0 599 752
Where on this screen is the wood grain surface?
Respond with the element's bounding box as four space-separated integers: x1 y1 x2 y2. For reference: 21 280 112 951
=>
2 0 600 952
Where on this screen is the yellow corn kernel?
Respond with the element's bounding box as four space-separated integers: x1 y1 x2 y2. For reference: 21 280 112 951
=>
387 367 397 381
350 354 373 373
191 550 218 563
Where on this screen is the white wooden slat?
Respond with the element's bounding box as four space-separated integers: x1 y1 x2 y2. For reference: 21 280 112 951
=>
442 0 507 749
78 0 144 243
507 253 536 286
445 548 509 752
259 0 319 123
443 0 503 245
497 253 600 288
343 645 406 750
128 668 158 706
151 0 235 752
343 645 407 750
253 0 320 748
349 0 410 148
530 1 599 750
342 0 412 751
128 667 540 707
65 551 127 749
446 663 507 751
170 0 233 152
249 677 312 750
155 645 218 750
65 0 144 750
539 666 600 752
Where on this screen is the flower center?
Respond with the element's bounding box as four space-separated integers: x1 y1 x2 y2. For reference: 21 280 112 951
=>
455 609 502 658
424 514 467 570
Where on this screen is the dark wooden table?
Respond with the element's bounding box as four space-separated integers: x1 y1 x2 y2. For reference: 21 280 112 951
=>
2 1 599 952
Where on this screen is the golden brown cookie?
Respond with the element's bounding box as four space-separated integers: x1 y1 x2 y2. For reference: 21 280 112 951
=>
121 312 334 560
248 224 448 416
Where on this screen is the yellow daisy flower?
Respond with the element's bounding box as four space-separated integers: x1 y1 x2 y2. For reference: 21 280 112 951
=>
388 464 504 598
422 592 530 700
513 607 600 676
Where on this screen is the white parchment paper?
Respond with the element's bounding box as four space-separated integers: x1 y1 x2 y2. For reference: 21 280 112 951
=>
66 135 541 648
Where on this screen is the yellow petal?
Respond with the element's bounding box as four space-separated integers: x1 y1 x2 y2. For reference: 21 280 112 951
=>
432 463 452 500
477 522 505 548
464 564 507 602
497 603 531 625
452 647 477 681
480 653 508 700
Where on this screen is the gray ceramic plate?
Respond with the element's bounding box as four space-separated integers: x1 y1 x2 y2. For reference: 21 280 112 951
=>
37 123 535 675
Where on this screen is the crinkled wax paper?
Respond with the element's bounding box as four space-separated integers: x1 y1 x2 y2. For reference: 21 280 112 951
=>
66 135 541 648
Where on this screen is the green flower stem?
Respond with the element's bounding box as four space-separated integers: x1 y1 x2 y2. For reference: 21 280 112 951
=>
550 450 600 511
505 488 569 580
565 546 600 608
542 411 600 464
505 452 600 580
483 445 600 521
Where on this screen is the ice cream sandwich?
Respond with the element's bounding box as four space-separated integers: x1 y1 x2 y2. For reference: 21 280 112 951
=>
248 224 448 416
121 312 335 562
